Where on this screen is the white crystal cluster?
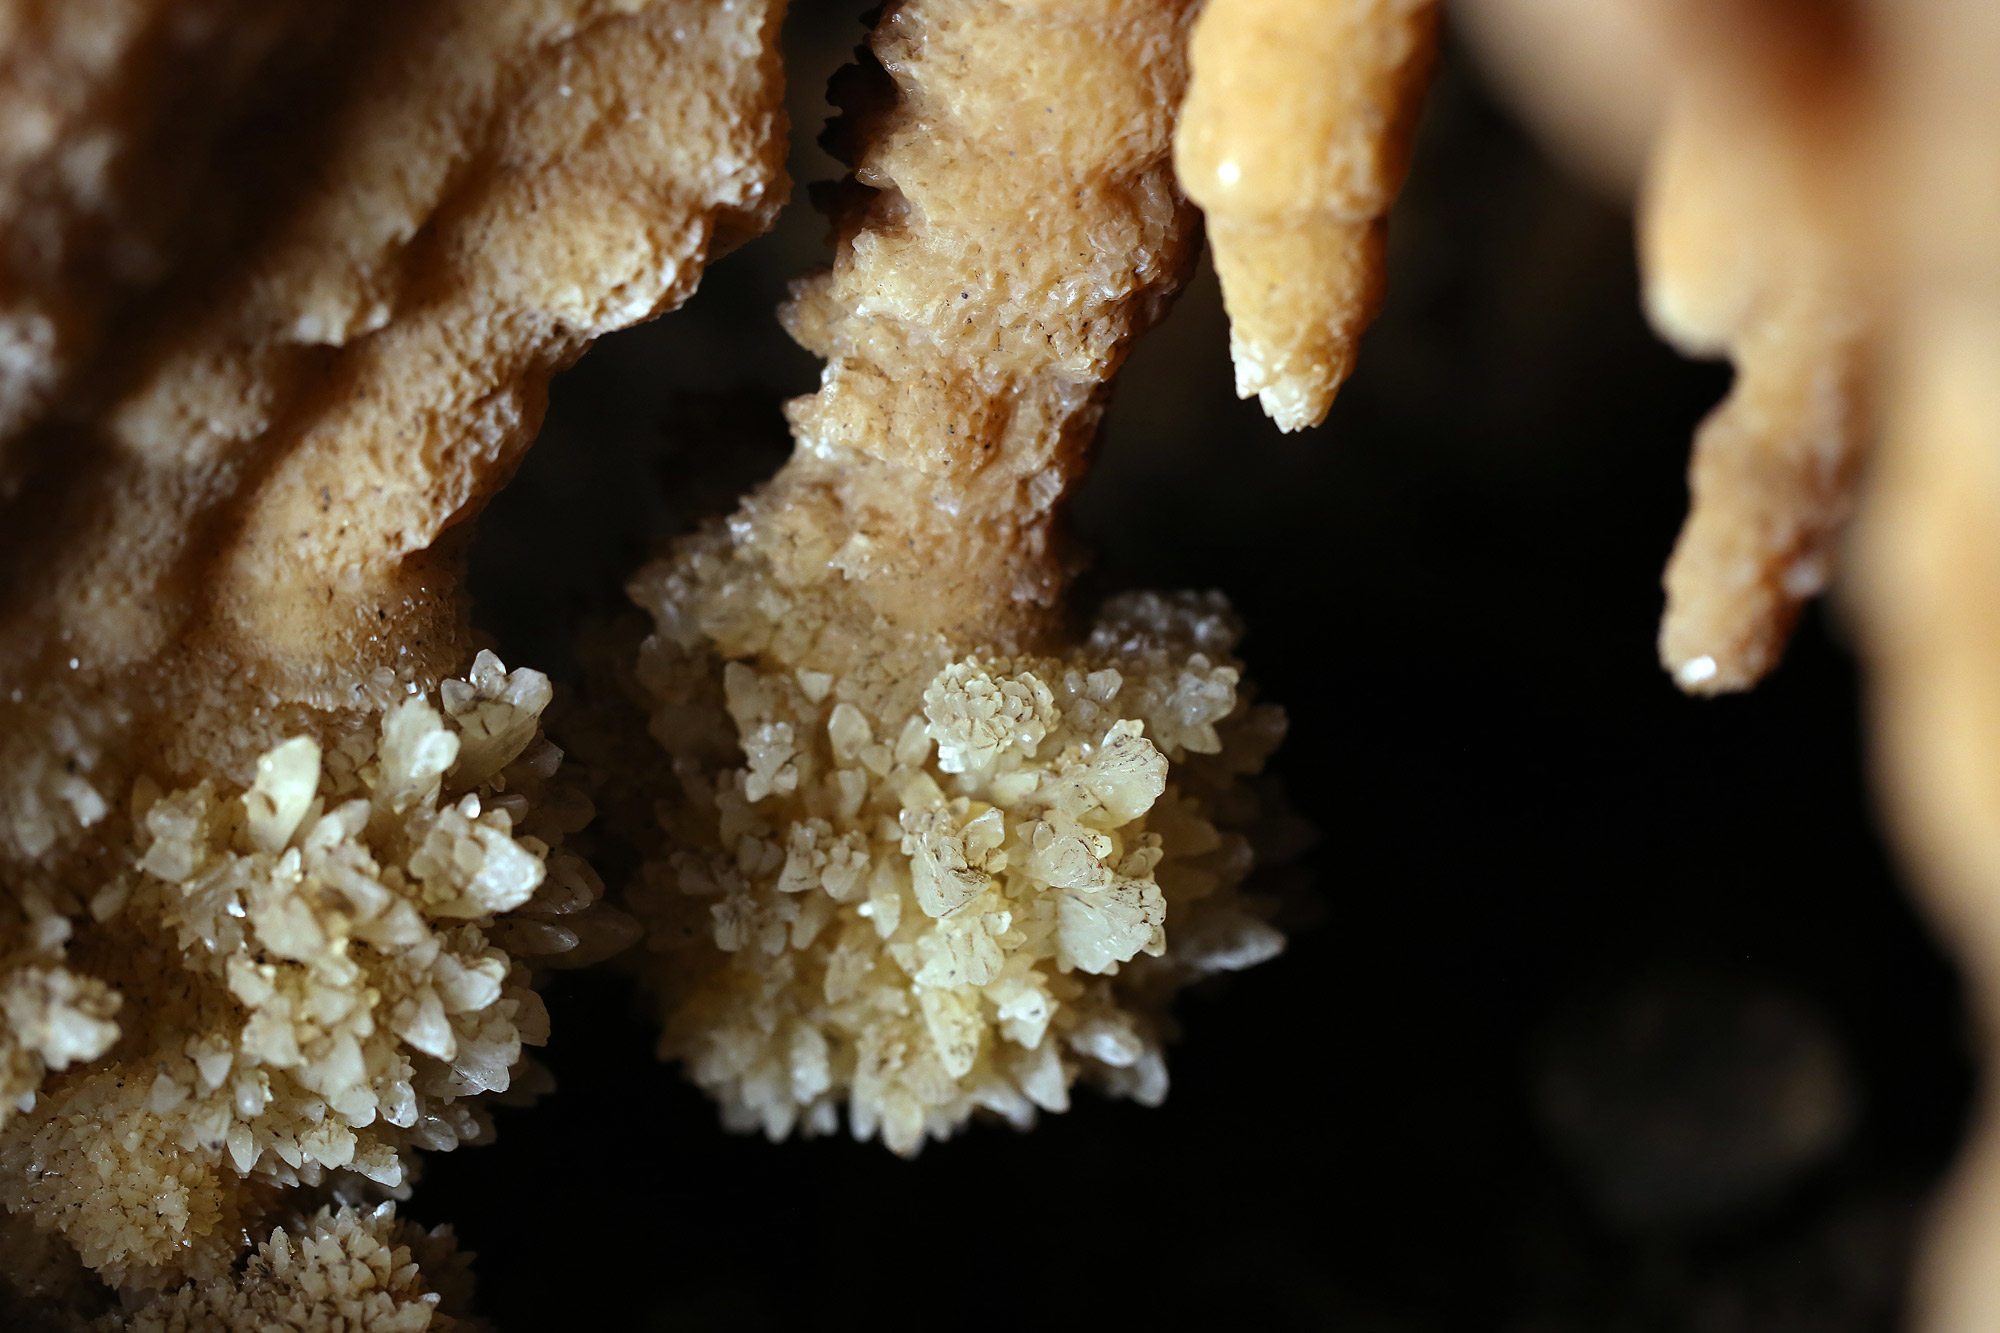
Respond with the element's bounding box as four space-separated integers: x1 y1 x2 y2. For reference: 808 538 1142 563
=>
631 555 1288 1155
101 1203 478 1333
0 894 121 1130
0 696 115 864
0 653 616 1286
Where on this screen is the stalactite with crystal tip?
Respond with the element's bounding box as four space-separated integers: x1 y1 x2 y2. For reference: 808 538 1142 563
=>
617 0 1293 1157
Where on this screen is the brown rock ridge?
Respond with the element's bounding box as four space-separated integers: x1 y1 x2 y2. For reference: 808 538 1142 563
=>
0 0 786 863
0 0 787 1318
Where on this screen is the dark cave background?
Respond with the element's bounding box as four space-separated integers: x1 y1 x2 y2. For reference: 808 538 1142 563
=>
445 9 1973 1329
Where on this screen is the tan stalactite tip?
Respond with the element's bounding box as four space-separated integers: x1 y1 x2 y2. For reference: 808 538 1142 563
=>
1637 4 1874 696
1175 0 1438 432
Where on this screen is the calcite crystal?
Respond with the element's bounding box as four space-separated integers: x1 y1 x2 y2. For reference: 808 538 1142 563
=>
619 0 1290 1154
631 581 1285 1153
106 1204 480 1333
1 653 612 1293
